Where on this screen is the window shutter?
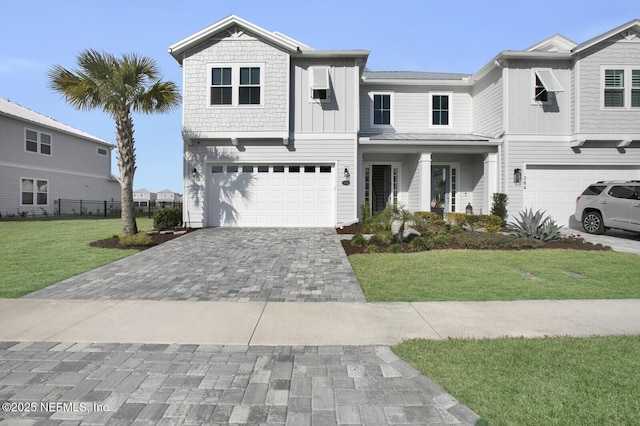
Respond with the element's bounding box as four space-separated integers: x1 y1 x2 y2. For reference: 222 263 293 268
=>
311 67 330 90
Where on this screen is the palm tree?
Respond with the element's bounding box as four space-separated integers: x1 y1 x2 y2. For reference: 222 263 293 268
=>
48 49 180 235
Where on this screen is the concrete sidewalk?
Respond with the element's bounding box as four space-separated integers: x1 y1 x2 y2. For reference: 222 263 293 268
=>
1 298 639 345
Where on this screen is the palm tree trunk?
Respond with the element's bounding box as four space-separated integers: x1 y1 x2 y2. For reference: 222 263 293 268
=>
116 107 138 236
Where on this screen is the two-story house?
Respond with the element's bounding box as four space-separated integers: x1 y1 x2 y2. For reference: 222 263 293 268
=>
170 15 640 228
133 188 157 207
0 97 121 216
156 189 183 207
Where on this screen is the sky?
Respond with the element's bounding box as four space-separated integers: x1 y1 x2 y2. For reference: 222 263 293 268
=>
2 0 638 194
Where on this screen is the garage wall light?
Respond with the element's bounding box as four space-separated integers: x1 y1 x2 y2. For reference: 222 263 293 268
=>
342 168 350 186
514 168 522 185
191 168 198 179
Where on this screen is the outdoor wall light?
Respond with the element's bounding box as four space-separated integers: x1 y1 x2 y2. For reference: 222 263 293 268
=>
514 168 522 185
466 203 473 215
342 168 351 185
191 168 198 179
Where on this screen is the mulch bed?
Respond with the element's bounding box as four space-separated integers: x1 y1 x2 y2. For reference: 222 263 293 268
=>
90 229 195 250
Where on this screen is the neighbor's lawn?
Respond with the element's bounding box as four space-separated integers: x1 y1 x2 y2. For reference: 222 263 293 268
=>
393 336 640 425
0 218 152 298
350 249 640 301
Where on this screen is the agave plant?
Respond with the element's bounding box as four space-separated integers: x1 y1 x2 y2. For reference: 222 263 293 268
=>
508 209 563 241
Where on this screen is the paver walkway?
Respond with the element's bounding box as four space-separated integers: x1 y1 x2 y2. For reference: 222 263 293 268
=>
26 228 365 303
0 342 478 425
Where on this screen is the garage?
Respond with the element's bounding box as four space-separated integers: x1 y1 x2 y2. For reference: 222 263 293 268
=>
207 164 335 227
524 165 640 227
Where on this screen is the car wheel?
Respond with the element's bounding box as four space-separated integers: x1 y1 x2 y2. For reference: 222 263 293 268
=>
583 211 605 234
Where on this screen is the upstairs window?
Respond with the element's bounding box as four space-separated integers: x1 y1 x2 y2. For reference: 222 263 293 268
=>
533 69 563 104
25 129 51 155
604 69 625 107
633 70 640 108
372 94 391 125
432 94 450 126
535 75 548 102
310 66 330 102
239 67 261 105
211 67 232 105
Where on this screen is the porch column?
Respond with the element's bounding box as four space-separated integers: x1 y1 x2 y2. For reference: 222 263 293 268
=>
419 152 432 211
483 152 498 214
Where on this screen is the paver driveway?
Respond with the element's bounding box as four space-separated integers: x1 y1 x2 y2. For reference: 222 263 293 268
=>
26 228 365 303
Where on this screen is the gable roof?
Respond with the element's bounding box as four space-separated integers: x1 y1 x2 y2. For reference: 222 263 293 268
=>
0 97 112 146
169 14 306 64
168 15 369 65
573 18 640 53
526 34 577 53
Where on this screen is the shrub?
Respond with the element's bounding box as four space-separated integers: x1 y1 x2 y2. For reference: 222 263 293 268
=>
365 245 380 254
409 237 431 252
455 232 543 249
508 209 563 241
414 211 442 223
118 232 153 248
361 202 373 233
429 233 451 249
153 208 181 230
387 244 404 253
445 213 503 232
491 193 508 225
369 232 392 246
351 233 368 247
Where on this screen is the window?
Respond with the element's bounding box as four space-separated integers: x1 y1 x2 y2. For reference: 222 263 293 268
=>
239 67 261 105
633 70 640 108
432 94 449 126
372 94 391 125
211 67 232 105
310 66 330 102
319 166 331 173
289 166 300 173
609 186 639 200
258 166 269 173
304 166 316 173
211 166 223 173
273 166 285 173
227 165 238 173
208 64 263 106
242 165 253 173
25 129 51 155
97 147 108 156
21 178 48 205
604 69 625 107
534 75 548 102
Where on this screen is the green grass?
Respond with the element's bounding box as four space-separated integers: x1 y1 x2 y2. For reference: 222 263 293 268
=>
393 336 640 425
350 249 640 301
0 218 152 298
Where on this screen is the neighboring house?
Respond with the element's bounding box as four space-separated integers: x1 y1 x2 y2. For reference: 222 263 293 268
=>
0 97 120 216
170 15 640 228
156 189 183 206
133 188 156 206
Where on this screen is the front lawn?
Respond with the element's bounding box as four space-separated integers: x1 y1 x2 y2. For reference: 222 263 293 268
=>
393 336 640 425
0 218 152 298
350 249 640 301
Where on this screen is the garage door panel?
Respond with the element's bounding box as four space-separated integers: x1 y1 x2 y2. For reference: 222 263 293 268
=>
525 165 640 227
209 164 334 227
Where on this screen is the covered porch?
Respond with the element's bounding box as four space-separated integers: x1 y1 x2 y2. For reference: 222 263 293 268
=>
357 134 502 216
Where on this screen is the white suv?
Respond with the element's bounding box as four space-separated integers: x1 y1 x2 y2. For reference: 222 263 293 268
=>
575 181 640 234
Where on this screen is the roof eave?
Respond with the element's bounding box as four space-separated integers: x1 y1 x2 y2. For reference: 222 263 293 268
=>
361 78 471 86
572 18 640 54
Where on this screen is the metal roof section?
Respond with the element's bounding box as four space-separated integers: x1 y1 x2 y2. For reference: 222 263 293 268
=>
0 97 112 146
361 133 501 146
362 71 471 86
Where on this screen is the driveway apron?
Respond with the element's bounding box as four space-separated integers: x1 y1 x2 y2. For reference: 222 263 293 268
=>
25 228 365 303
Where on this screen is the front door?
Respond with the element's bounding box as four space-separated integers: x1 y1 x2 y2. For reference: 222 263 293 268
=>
364 163 399 213
431 165 451 212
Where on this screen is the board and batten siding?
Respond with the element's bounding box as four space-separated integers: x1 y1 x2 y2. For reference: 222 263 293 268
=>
472 67 503 137
184 136 358 227
359 86 472 134
291 59 359 134
182 35 289 134
576 38 640 134
505 60 572 135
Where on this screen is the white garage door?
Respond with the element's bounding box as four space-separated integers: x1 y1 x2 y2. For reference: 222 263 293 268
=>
524 165 640 227
208 164 335 227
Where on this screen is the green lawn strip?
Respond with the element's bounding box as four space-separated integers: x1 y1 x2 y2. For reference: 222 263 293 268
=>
350 249 640 302
393 336 640 425
0 218 152 298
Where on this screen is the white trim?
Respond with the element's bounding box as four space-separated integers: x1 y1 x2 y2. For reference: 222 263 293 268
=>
369 91 394 128
429 92 453 128
207 63 265 108
0 161 113 180
600 65 640 110
19 177 49 207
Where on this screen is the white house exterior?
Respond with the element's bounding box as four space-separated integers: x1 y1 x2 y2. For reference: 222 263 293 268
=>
0 97 120 216
171 16 640 228
156 189 183 206
133 188 157 206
